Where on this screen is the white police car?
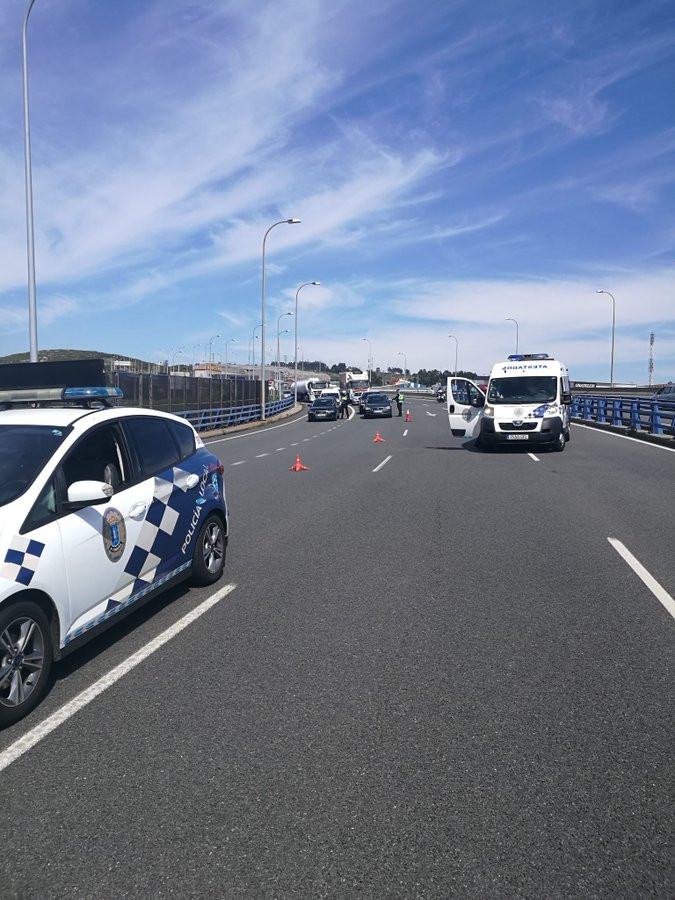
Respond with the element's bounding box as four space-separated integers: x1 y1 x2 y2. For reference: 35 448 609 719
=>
0 360 228 727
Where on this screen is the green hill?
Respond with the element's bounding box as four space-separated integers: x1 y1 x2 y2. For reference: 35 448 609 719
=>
0 348 149 368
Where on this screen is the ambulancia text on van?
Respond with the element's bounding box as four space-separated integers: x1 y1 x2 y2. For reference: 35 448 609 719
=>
446 354 572 451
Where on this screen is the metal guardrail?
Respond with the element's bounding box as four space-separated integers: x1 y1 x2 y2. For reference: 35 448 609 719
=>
178 396 295 432
571 395 675 437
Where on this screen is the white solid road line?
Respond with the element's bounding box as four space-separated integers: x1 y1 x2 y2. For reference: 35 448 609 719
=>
607 538 675 622
573 422 675 453
0 584 238 775
204 412 305 444
373 455 392 472
528 453 540 462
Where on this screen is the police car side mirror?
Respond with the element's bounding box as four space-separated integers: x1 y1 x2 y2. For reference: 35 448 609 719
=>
65 480 113 509
561 391 572 404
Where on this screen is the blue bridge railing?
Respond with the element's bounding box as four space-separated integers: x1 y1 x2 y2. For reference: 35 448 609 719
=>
571 395 675 437
178 396 295 433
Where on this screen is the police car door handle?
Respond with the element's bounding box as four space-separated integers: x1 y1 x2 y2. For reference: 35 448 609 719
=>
185 474 200 489
129 502 147 519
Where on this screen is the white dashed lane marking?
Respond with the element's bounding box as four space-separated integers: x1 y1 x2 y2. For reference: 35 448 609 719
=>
373 455 392 473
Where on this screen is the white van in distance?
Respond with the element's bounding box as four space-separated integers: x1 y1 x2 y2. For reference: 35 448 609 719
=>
447 353 572 451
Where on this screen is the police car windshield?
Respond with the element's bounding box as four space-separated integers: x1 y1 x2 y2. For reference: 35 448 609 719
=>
487 376 557 404
0 425 70 506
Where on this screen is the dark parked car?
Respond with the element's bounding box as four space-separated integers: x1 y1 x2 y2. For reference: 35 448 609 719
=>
362 392 392 418
308 397 339 421
652 383 675 403
358 390 378 414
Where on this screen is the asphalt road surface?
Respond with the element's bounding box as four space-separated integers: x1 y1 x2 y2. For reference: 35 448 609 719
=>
1 398 673 898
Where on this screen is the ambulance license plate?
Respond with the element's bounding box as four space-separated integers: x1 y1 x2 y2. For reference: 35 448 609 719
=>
507 434 529 440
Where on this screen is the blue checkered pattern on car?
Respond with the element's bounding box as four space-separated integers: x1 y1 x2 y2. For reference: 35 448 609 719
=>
1 538 46 586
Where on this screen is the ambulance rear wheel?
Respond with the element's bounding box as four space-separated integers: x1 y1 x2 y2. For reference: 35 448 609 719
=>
0 600 53 727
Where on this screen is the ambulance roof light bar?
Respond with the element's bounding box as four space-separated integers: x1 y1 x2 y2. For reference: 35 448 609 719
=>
507 353 551 361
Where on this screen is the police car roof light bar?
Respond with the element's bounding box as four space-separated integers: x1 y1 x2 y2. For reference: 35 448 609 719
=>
507 353 551 361
0 385 123 407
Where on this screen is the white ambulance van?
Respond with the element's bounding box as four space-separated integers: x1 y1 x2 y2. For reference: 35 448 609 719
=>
447 353 572 451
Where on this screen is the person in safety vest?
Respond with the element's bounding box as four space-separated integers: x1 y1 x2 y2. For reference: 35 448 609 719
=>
338 390 350 419
394 387 404 416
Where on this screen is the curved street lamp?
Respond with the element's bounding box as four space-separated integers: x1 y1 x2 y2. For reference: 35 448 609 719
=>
277 311 293 396
398 351 407 379
293 281 320 405
207 333 220 409
250 324 261 368
447 334 458 376
362 338 373 386
596 290 616 387
261 218 301 420
505 317 519 355
224 338 236 378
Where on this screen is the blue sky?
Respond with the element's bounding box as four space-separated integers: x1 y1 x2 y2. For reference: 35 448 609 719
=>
0 0 674 383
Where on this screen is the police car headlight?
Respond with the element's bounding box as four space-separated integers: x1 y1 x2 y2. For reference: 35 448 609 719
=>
543 404 559 416
484 405 495 417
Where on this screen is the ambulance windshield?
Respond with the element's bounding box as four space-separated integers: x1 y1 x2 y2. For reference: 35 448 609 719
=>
487 376 557 404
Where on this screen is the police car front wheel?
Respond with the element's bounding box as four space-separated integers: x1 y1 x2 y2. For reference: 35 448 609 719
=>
191 514 226 586
0 600 53 727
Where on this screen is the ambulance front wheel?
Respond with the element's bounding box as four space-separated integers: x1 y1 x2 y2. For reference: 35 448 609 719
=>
552 430 566 452
191 514 226 586
0 599 53 728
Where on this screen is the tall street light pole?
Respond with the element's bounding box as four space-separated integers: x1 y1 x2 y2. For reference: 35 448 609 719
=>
596 290 616 387
294 281 320 406
261 218 301 420
362 338 372 386
22 0 40 361
398 351 407 380
505 317 519 355
277 312 293 398
448 334 458 376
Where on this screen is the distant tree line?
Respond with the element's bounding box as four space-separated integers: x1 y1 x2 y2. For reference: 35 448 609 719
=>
414 368 479 386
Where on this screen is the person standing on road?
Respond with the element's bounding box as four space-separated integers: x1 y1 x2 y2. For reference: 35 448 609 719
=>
394 387 404 416
339 391 350 419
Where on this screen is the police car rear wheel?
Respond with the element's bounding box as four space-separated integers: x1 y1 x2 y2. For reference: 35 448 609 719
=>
0 600 53 726
191 515 226 586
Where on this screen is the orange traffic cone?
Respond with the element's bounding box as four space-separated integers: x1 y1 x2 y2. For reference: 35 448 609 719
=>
289 453 310 472
373 431 385 442
405 408 411 422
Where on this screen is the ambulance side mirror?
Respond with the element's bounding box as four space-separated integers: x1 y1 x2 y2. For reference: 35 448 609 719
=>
561 391 572 404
